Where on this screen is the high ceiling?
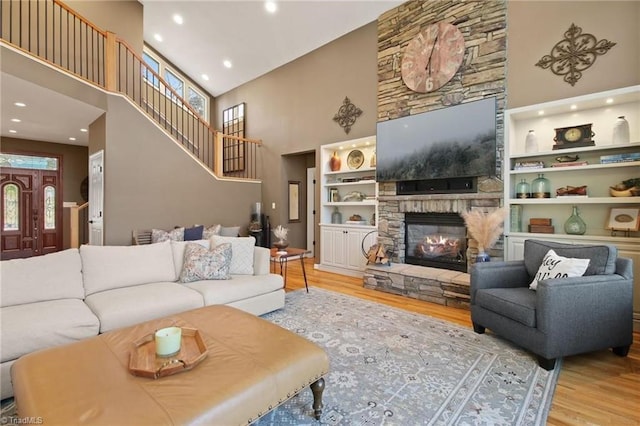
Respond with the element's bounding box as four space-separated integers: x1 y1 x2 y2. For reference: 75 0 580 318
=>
1 1 403 146
141 0 404 96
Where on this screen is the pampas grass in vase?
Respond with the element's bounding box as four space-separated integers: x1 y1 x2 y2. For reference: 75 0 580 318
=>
460 207 507 261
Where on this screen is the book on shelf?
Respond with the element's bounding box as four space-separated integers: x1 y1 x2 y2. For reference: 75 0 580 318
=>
599 152 640 164
551 161 589 167
514 161 544 170
556 194 589 197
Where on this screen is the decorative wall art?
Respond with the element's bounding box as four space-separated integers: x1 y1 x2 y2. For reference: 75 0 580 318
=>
288 181 300 223
333 97 362 134
535 23 616 86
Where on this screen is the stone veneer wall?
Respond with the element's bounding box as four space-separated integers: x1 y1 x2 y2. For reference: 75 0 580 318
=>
375 0 508 271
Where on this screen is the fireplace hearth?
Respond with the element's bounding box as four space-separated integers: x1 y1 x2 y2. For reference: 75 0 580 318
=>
405 212 467 272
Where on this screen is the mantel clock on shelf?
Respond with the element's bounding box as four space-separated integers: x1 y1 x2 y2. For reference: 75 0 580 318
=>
552 123 595 150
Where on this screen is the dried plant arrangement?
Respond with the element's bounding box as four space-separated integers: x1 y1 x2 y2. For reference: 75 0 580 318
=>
460 207 508 253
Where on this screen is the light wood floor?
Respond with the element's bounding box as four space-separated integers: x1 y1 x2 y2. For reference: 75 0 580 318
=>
280 258 640 425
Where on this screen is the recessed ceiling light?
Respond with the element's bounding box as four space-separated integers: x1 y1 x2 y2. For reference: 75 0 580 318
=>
154 33 163 42
265 1 277 13
570 104 577 110
606 98 614 104
9 130 17 133
223 60 232 69
14 102 26 107
80 128 88 132
202 74 210 81
173 14 183 25
537 110 544 116
69 137 76 141
11 118 21 122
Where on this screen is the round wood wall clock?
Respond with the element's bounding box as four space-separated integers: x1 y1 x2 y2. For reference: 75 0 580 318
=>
401 22 465 93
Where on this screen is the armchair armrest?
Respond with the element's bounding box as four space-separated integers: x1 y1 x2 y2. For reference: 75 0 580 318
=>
536 273 633 336
470 260 530 303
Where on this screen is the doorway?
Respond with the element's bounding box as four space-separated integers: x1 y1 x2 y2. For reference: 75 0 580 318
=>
0 153 63 259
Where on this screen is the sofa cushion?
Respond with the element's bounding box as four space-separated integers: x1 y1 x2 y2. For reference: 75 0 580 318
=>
475 287 537 327
210 236 255 275
171 239 210 281
184 225 204 241
179 243 232 283
0 299 100 362
80 242 176 296
151 227 184 243
84 282 204 333
1 249 84 307
202 224 221 239
529 249 590 290
524 239 617 278
184 273 283 305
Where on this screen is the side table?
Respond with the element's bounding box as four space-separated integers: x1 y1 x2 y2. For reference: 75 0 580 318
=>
270 247 310 293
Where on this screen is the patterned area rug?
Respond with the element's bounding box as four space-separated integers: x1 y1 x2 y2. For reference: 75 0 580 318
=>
0 288 560 425
255 288 560 425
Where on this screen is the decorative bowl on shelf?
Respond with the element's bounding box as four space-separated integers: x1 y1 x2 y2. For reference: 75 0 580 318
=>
609 186 636 197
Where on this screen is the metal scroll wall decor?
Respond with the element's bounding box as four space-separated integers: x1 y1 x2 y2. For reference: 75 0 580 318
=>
535 23 616 86
333 96 362 134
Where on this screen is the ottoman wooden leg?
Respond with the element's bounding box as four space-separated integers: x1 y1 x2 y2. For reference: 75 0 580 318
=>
310 377 325 420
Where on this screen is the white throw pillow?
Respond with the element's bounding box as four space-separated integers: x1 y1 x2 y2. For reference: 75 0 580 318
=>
210 235 255 275
529 249 590 290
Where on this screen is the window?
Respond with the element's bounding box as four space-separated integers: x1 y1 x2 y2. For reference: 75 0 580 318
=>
3 184 19 231
43 186 56 229
142 47 209 122
164 68 184 98
222 103 246 173
0 153 58 170
142 52 160 88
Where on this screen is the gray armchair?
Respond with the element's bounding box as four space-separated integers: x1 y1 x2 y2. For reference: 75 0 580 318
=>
470 239 633 370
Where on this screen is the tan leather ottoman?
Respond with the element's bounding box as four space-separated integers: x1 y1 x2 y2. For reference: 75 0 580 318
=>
11 305 329 425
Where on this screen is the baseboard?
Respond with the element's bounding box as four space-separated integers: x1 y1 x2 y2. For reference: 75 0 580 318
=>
634 312 640 332
313 263 364 278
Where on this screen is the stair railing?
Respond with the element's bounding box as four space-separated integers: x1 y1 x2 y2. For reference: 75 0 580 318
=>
0 0 261 180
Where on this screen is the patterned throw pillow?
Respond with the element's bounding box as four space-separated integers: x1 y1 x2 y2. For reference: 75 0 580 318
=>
152 227 185 243
202 224 222 240
210 236 255 275
179 243 232 283
529 249 590 290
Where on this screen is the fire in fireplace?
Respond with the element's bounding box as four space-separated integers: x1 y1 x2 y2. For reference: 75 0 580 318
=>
405 212 467 272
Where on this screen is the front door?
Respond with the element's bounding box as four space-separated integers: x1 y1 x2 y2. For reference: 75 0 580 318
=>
1 159 62 259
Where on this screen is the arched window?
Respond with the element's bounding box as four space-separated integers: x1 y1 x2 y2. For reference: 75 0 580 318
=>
3 184 19 231
44 186 56 230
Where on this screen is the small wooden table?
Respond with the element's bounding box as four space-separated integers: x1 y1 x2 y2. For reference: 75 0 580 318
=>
270 247 310 292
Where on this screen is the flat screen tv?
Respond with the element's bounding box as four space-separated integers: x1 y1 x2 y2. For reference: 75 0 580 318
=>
376 97 496 182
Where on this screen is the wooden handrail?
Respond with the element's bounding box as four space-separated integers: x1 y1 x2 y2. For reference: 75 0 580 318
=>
68 202 89 248
53 0 107 36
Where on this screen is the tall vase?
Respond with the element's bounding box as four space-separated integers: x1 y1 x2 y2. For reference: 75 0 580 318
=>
475 251 491 263
564 205 587 235
329 151 341 171
525 130 538 153
612 116 630 145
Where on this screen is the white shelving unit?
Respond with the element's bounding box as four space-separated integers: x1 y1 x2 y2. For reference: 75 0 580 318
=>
316 136 378 277
503 85 640 330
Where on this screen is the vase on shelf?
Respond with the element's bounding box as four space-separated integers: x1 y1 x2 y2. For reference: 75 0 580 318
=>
510 205 523 232
331 207 342 224
329 151 341 171
612 116 630 145
273 240 289 253
531 173 551 198
516 179 530 199
564 205 587 235
525 130 538 153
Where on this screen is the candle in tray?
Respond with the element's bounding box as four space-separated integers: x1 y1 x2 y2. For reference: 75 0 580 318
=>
155 327 182 357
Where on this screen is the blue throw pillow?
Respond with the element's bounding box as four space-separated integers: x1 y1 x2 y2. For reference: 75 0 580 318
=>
184 225 204 241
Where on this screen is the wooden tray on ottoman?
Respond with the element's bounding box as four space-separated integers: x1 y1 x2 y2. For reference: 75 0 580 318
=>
129 327 208 379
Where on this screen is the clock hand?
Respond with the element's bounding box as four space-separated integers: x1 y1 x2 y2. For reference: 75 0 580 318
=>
425 31 439 76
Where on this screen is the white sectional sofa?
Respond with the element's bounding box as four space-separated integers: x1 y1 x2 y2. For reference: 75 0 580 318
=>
0 240 284 399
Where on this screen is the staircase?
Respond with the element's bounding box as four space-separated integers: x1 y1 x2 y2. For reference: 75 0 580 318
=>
0 0 261 180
